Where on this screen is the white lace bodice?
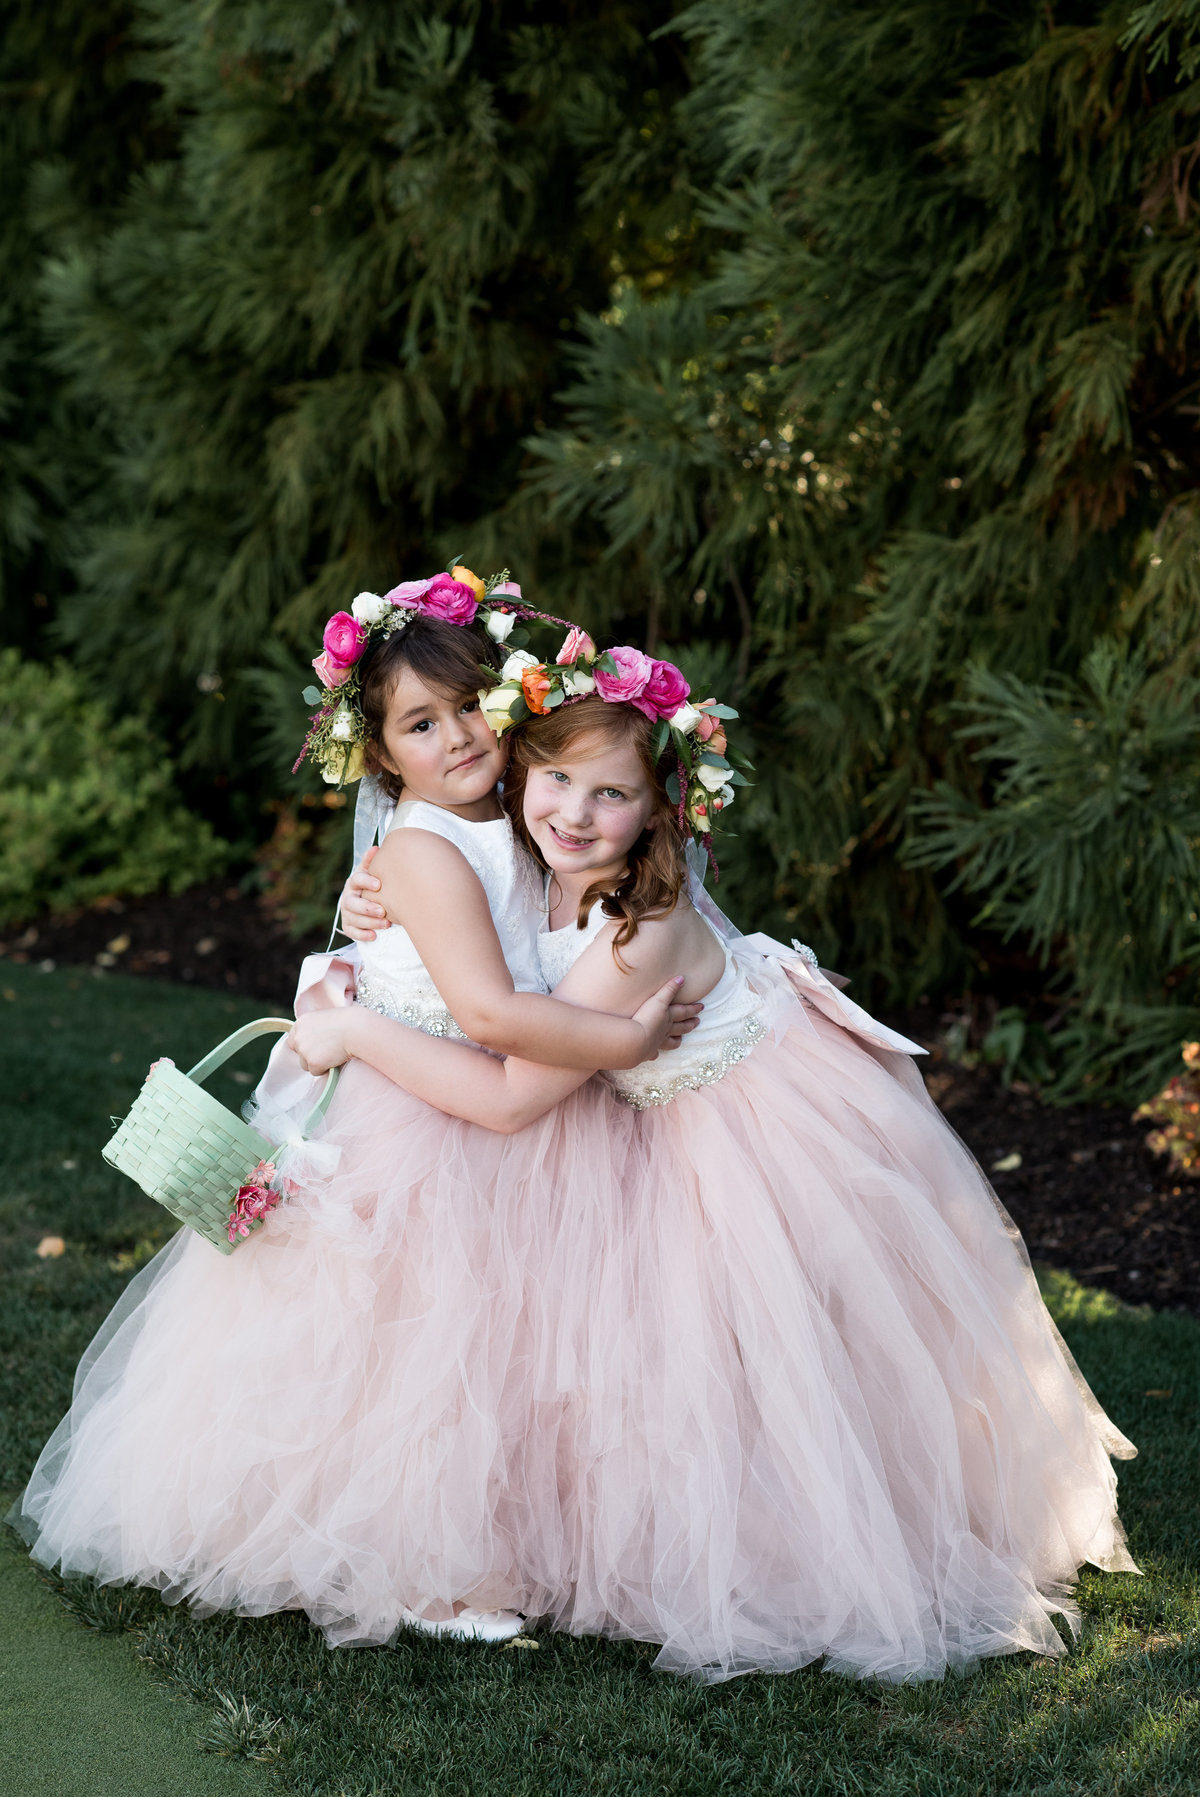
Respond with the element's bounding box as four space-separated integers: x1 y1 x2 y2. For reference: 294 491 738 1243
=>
357 801 546 1039
536 896 766 1108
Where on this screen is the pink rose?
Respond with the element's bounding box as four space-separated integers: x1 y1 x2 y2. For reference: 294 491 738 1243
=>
556 626 596 665
322 611 367 669
594 645 654 710
312 650 352 690
695 699 728 755
416 573 479 626
383 576 435 606
639 659 690 720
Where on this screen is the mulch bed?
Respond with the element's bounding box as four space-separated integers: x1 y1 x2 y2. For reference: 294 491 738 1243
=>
4 882 1197 1319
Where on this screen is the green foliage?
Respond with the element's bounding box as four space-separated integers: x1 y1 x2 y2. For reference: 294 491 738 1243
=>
520 0 1200 1052
42 0 699 772
907 642 1200 1010
0 0 169 654
0 649 230 927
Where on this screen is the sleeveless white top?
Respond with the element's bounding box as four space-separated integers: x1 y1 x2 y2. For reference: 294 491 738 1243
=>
537 897 766 1109
357 800 546 1039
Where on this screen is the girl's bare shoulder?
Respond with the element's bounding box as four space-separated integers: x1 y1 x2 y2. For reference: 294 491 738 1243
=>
593 898 725 999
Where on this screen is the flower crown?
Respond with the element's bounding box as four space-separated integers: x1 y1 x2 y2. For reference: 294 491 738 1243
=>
293 563 529 786
477 635 747 848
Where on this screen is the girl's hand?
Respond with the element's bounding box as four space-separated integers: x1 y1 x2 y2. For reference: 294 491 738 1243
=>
288 1010 357 1075
633 978 704 1059
340 845 389 942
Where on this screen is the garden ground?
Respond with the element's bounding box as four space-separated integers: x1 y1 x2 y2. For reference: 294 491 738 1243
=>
1 959 1198 1796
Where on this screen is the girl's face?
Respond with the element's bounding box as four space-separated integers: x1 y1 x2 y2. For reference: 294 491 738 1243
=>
522 735 658 884
377 666 507 817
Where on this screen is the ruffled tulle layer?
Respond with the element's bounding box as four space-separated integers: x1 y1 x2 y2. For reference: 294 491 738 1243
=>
13 1002 1136 1683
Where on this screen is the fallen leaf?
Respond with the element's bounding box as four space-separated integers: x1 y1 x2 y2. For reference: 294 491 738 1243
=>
36 1236 65 1259
1144 1389 1173 1399
106 934 131 954
504 1636 540 1651
990 1151 1023 1173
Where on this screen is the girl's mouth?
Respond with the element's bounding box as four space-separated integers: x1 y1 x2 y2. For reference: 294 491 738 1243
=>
548 824 595 850
449 753 482 773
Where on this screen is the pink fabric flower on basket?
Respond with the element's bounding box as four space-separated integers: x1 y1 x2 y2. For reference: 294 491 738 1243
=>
594 645 654 710
227 1160 281 1244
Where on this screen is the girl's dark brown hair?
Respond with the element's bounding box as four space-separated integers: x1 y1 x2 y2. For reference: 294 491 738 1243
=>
503 695 687 952
359 614 501 802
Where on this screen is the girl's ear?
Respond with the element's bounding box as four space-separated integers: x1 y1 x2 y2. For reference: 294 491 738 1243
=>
368 735 401 779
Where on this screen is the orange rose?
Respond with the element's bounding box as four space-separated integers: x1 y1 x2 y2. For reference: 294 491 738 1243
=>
450 564 486 600
521 664 552 714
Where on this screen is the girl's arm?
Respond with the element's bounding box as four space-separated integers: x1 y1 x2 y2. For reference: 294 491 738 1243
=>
290 908 700 1133
374 828 693 1070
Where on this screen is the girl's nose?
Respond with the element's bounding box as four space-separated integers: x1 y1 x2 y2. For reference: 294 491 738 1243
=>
558 793 593 827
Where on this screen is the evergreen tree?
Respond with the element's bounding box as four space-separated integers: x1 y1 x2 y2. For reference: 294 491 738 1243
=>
527 0 1200 1071
0 0 167 653
44 0 699 790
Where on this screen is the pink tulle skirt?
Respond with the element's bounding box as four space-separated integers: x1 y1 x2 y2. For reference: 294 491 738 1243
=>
15 1003 1137 1683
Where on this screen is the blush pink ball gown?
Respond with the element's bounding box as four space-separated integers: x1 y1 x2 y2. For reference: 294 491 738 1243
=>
524 898 1137 1682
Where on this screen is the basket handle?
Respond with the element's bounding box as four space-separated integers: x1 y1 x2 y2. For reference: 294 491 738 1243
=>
186 1017 340 1139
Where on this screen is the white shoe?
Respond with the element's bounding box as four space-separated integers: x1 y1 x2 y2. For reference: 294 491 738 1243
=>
399 1606 526 1643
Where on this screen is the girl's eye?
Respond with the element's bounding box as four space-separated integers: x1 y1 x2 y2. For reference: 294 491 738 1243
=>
600 788 627 802
460 699 479 715
410 718 433 733
549 770 569 784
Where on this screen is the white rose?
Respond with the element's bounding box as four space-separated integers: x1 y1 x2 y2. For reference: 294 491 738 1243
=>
563 668 596 696
697 762 730 792
350 591 390 626
330 706 355 741
501 649 539 680
479 681 524 736
484 609 518 643
668 701 702 735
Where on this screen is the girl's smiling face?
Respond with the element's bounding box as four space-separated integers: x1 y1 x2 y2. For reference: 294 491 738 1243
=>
521 735 658 884
376 666 507 818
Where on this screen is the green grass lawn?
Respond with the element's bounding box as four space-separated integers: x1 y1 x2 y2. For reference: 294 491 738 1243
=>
2 960 1198 1797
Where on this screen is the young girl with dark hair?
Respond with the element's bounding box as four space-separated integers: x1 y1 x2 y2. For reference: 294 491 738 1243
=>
13 573 698 1649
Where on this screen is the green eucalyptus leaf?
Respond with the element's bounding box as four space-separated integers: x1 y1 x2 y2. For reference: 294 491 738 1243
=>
301 686 323 707
704 704 739 720
651 719 670 761
510 694 531 723
665 771 682 807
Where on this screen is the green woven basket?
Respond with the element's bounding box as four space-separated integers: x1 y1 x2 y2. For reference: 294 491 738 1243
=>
103 1018 339 1256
